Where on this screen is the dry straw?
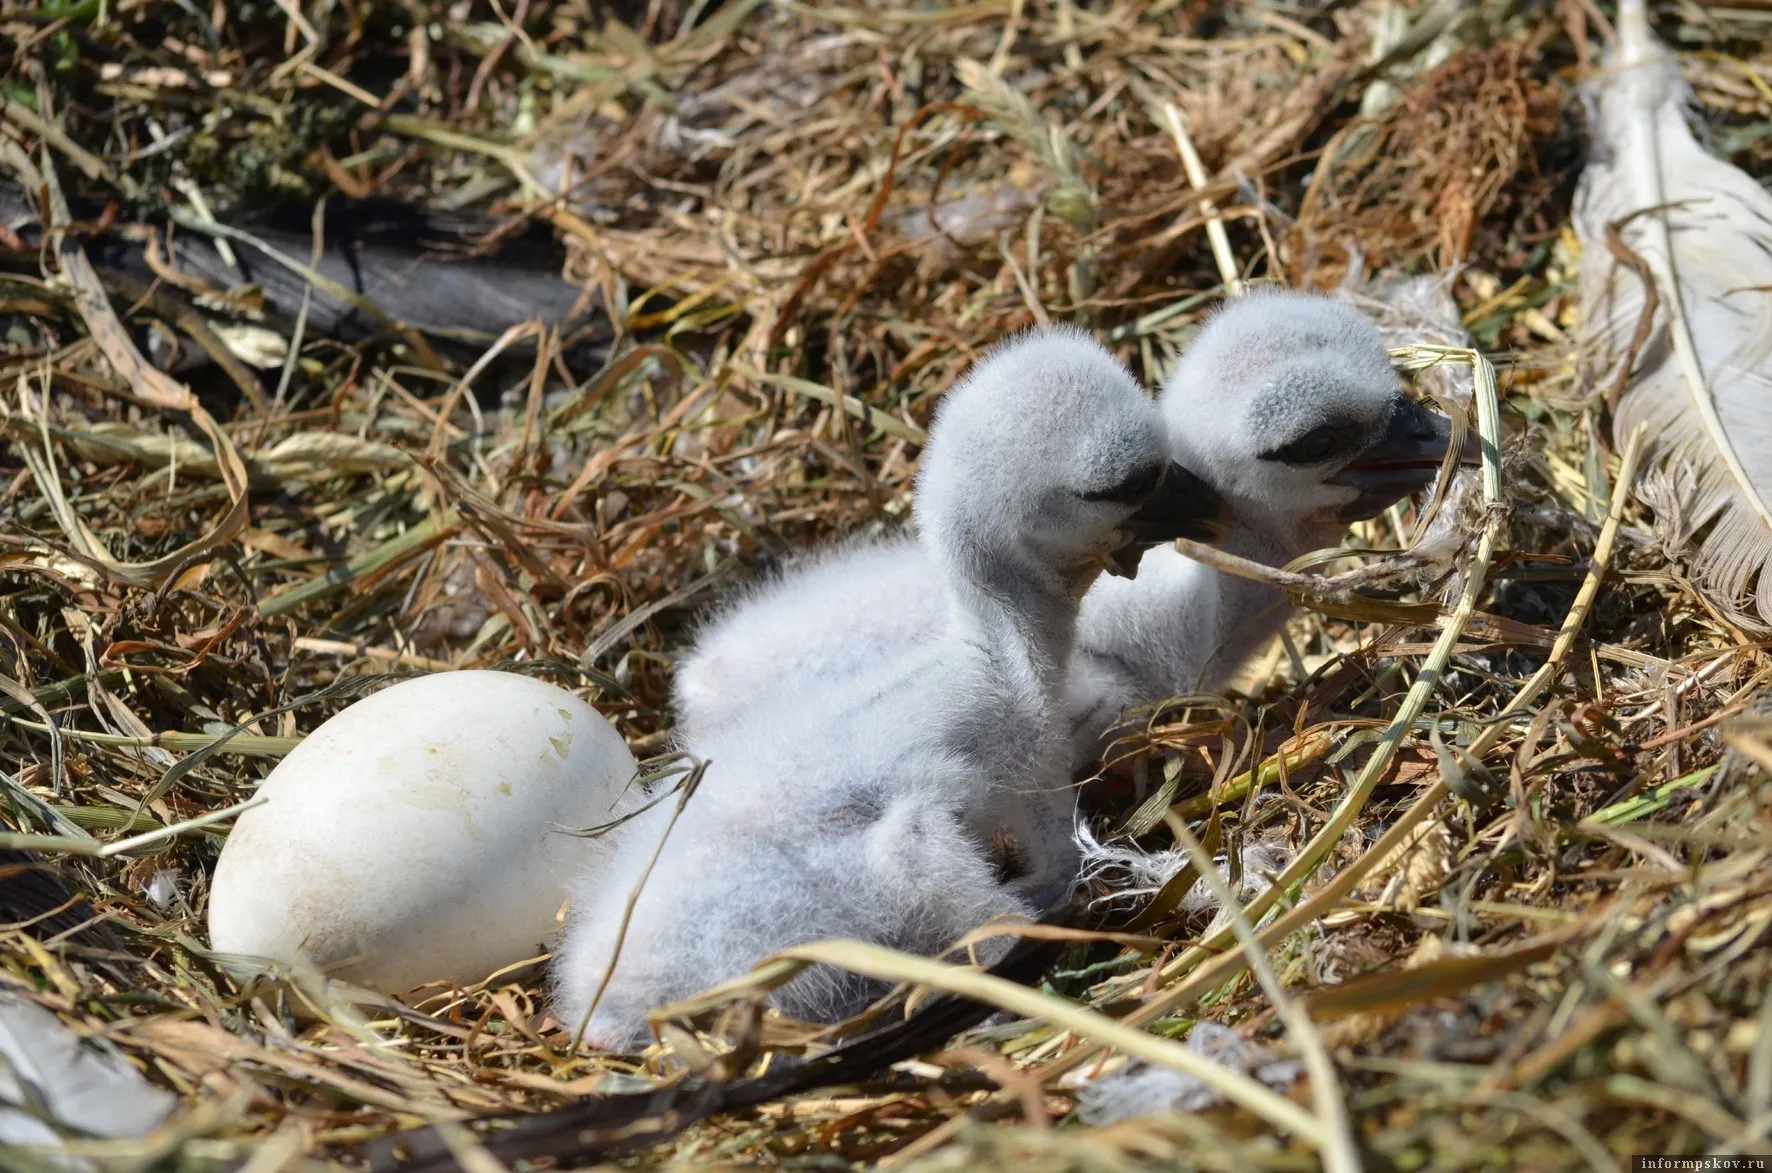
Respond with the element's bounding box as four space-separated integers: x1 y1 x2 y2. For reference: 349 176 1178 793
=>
1 0 1769 1169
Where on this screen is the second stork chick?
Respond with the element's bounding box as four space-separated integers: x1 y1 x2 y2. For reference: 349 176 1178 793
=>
552 329 1224 1048
1067 288 1462 755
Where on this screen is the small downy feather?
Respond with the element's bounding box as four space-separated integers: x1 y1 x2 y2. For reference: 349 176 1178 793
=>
1574 0 1772 626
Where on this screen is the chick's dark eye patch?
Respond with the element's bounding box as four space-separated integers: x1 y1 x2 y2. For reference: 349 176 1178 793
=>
1079 461 1165 504
1259 425 1343 465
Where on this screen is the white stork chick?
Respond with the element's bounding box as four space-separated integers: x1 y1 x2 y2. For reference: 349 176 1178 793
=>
671 538 946 744
1068 288 1459 755
677 290 1458 765
552 329 1227 1048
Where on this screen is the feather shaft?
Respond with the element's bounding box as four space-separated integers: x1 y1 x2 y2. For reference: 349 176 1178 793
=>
1615 0 1772 536
1575 0 1772 625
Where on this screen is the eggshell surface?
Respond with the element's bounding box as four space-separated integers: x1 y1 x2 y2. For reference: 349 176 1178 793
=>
209 671 637 992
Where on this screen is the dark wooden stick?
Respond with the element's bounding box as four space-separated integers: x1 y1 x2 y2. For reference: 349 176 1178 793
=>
366 902 1097 1172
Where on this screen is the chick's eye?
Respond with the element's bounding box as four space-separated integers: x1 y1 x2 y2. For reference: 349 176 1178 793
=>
1278 426 1340 465
1079 461 1164 504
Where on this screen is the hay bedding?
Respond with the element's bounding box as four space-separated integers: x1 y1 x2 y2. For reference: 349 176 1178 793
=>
0 0 1769 1168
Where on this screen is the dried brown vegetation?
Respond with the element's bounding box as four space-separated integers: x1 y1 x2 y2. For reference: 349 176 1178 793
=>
1 0 1771 1169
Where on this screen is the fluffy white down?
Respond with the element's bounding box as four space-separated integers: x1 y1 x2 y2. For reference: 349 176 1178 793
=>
677 290 1407 766
1071 291 1409 744
1072 1021 1302 1125
554 328 1168 1047
671 538 945 744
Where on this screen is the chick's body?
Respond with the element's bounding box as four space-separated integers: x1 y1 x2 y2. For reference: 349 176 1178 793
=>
555 632 1063 1044
554 329 1212 1047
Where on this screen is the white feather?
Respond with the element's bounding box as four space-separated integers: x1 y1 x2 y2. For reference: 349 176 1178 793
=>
1574 0 1772 625
0 993 174 1166
1071 1021 1303 1125
1073 822 1292 918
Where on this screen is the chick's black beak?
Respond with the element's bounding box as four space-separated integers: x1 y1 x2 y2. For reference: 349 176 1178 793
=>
1108 461 1231 577
1326 396 1473 522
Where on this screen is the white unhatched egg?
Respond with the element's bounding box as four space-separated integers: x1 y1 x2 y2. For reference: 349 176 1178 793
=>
208 671 638 993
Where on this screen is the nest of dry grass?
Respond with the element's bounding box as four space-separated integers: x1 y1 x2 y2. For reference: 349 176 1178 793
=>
2 0 1772 1169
